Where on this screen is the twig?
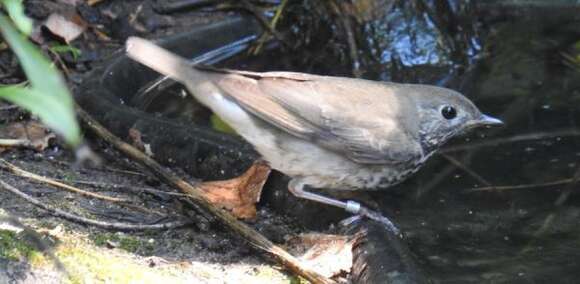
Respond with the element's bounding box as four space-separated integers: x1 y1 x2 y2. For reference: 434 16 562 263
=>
520 167 580 254
0 138 31 148
250 0 289 55
76 106 333 284
554 168 580 206
441 128 580 153
239 0 291 49
469 177 576 192
48 49 71 77
55 179 189 197
0 178 192 231
440 153 492 186
87 0 107 6
0 160 167 216
0 159 129 203
328 0 362 78
415 153 472 199
48 158 148 177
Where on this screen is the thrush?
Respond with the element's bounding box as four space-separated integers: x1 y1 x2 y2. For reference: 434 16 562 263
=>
126 37 503 232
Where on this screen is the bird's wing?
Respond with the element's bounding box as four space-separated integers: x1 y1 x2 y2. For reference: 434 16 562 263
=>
205 69 423 165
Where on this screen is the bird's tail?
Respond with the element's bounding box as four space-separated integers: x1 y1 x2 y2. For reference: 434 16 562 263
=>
125 37 197 84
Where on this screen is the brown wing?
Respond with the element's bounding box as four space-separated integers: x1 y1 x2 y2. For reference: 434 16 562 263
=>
204 69 423 165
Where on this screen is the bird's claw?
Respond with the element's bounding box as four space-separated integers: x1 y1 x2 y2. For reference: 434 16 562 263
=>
358 206 401 235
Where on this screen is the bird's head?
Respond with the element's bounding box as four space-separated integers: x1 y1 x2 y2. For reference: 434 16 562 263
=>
407 85 503 153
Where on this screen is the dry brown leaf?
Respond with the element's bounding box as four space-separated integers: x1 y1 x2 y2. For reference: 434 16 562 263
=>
128 127 153 156
198 161 271 220
43 12 88 43
0 121 56 152
288 233 354 279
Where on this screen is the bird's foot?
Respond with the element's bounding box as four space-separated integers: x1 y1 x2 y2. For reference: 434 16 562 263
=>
344 200 400 235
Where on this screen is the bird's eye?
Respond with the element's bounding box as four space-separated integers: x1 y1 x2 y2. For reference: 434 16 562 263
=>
441 106 457 120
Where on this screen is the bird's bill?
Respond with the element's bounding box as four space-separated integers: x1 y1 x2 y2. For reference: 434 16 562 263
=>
466 114 504 129
478 114 504 126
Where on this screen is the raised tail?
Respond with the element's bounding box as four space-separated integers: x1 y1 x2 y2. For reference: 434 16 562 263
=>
125 37 197 84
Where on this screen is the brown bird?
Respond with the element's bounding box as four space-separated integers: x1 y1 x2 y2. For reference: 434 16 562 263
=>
126 37 502 232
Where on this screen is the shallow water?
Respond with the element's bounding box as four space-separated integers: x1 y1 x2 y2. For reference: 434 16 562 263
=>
234 2 580 282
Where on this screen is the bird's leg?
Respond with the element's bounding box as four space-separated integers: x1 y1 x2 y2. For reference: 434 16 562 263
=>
288 179 400 234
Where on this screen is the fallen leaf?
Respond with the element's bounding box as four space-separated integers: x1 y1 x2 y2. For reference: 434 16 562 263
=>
128 127 153 156
0 121 56 151
43 12 88 43
288 233 354 279
198 161 271 220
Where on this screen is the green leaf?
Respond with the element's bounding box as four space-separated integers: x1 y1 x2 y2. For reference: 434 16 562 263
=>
210 114 237 134
0 14 80 146
0 15 73 104
0 86 80 145
49 43 82 61
1 0 33 35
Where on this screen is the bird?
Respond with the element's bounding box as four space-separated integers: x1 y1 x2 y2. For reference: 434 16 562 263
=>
125 37 503 232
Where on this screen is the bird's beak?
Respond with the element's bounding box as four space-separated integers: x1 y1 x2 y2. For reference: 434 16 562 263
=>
465 114 503 129
478 114 504 127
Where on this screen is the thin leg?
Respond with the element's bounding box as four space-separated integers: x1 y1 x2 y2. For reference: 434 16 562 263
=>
288 179 400 234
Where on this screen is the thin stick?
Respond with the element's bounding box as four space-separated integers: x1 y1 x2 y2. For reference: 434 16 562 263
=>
441 128 580 153
440 153 492 186
0 159 129 203
469 177 575 192
76 106 333 284
250 0 289 55
47 158 147 177
0 178 192 231
53 179 189 197
239 0 291 49
0 138 31 147
329 0 362 78
87 0 107 6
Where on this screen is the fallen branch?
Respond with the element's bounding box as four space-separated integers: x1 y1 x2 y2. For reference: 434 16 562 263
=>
0 178 192 231
76 106 333 284
0 158 129 203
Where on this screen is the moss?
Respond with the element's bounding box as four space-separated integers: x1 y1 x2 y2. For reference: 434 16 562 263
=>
90 232 154 254
56 243 182 284
289 275 309 284
0 229 44 263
